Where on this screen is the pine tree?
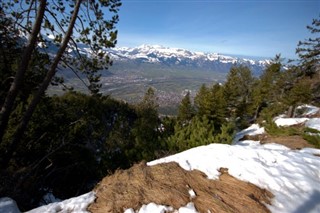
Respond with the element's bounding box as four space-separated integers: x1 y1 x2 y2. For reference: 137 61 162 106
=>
139 87 159 111
296 16 320 78
177 91 195 123
260 55 283 102
193 83 228 129
296 16 320 104
251 55 284 120
208 83 227 127
167 115 216 152
194 84 210 115
282 78 313 117
0 0 121 166
223 65 255 126
130 87 161 161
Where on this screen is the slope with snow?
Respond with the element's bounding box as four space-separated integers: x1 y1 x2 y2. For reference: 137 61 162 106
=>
148 138 320 213
25 192 95 213
2 107 320 213
22 135 320 213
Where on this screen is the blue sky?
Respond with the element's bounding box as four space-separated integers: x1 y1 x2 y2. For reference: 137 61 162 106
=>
115 0 319 59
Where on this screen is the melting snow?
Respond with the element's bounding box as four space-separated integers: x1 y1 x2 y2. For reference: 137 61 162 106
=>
188 189 196 199
306 118 320 131
0 197 21 213
178 202 198 213
233 123 265 143
125 203 173 213
274 118 309 127
297 104 320 117
149 142 320 213
5 141 320 213
25 192 95 213
1 107 320 213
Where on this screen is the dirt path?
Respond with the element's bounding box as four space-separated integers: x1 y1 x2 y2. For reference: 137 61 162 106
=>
89 161 273 213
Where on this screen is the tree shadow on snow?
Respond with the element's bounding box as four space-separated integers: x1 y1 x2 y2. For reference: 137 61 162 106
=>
293 190 320 213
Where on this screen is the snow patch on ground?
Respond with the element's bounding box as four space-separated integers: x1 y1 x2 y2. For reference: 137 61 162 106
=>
306 118 320 131
124 202 199 213
0 197 21 213
3 139 320 213
274 117 309 127
25 192 95 213
233 124 265 143
273 104 319 129
2 106 319 213
178 202 198 213
297 104 320 117
40 192 62 206
148 142 320 213
274 117 320 132
4 142 320 213
125 203 173 213
188 189 196 199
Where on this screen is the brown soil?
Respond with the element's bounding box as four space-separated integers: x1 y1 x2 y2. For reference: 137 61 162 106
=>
260 135 315 150
241 134 315 150
88 161 273 213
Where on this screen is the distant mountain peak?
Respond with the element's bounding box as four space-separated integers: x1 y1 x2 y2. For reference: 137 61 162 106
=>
109 44 270 75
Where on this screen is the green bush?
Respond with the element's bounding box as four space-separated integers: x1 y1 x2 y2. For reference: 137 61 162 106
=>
263 117 303 136
1 92 140 210
166 116 235 152
213 122 235 145
303 134 320 148
263 119 320 148
303 128 320 148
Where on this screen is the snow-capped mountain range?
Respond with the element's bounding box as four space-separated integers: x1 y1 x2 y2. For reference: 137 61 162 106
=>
39 33 270 74
108 44 270 74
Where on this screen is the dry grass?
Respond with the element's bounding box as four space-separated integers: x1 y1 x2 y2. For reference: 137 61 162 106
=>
88 161 273 213
241 133 315 150
261 135 315 150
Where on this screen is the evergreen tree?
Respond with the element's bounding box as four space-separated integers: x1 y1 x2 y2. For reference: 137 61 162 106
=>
280 77 313 117
130 87 161 161
177 91 195 123
296 16 320 104
0 0 121 166
259 55 282 102
0 7 20 104
194 84 210 115
296 16 320 78
251 55 284 120
193 83 227 129
0 92 140 210
167 115 234 152
208 83 227 127
139 87 159 111
223 65 255 127
167 115 216 151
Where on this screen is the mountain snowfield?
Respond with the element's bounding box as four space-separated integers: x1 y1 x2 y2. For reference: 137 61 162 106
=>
109 44 270 67
40 34 270 68
1 106 319 213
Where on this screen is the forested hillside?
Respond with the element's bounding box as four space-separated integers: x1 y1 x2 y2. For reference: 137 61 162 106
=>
0 0 319 211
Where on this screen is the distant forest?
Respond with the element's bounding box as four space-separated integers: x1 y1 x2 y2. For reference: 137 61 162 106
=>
0 1 319 211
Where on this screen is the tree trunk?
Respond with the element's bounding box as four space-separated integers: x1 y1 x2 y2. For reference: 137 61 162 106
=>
1 0 82 168
253 104 262 122
0 0 47 144
287 105 296 118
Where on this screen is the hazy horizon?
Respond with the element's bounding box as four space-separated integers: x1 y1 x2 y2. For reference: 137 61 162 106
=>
116 0 319 59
